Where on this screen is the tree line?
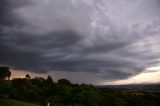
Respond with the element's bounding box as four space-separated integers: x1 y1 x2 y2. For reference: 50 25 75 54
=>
0 66 160 106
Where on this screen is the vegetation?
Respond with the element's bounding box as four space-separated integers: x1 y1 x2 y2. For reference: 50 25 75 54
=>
0 67 160 106
0 67 11 80
0 99 40 106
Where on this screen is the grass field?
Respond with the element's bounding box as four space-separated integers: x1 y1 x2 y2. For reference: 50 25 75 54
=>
0 99 40 106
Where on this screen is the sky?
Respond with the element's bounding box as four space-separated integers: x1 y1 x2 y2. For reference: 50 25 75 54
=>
0 0 160 85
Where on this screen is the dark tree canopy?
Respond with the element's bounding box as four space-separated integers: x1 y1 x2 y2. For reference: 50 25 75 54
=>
25 74 31 79
58 79 71 85
0 66 11 80
46 75 53 85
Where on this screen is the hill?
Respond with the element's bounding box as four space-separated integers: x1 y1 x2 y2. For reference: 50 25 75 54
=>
97 84 160 91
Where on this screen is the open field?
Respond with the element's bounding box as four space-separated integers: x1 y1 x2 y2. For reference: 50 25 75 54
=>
0 99 40 106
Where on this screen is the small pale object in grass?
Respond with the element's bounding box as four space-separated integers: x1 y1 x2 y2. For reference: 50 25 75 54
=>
47 102 50 106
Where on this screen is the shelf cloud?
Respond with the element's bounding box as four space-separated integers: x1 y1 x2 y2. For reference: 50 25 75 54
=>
1 0 160 83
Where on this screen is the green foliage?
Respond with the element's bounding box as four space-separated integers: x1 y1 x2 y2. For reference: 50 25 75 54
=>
0 67 11 79
0 71 160 106
46 75 53 85
58 79 71 85
31 77 45 87
0 99 40 106
0 80 12 94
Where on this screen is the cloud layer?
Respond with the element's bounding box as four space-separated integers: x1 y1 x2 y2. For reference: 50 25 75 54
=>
1 0 160 82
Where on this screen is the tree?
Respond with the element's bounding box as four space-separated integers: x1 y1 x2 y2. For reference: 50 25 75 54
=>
31 77 45 87
58 79 71 85
0 67 11 80
12 78 37 98
25 74 31 79
46 75 53 85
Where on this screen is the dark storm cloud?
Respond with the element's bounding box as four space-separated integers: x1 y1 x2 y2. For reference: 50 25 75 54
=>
1 0 160 81
0 30 82 72
0 0 32 26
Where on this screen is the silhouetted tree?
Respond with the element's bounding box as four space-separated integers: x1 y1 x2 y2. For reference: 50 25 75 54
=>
0 66 11 80
25 74 31 79
46 75 53 85
31 77 45 87
58 79 71 85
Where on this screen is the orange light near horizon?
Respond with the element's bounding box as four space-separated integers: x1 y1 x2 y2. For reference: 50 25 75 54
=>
110 69 160 85
10 70 27 79
10 67 160 85
10 69 48 79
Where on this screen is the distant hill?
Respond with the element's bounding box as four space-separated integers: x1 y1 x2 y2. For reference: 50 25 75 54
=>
97 84 160 91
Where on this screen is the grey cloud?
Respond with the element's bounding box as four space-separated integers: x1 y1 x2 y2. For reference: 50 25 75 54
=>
0 30 82 72
1 0 160 82
0 0 32 27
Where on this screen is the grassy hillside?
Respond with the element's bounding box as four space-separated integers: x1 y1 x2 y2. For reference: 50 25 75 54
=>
0 99 40 106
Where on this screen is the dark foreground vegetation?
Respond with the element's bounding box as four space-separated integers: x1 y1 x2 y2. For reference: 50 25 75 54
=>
0 99 40 106
0 67 160 106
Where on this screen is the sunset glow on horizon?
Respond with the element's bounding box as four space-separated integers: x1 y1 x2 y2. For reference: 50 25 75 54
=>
11 67 160 85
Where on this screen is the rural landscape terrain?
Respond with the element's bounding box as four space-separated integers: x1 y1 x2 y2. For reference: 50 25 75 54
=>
0 67 160 106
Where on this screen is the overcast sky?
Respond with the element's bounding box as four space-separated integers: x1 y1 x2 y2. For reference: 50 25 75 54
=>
1 0 160 84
